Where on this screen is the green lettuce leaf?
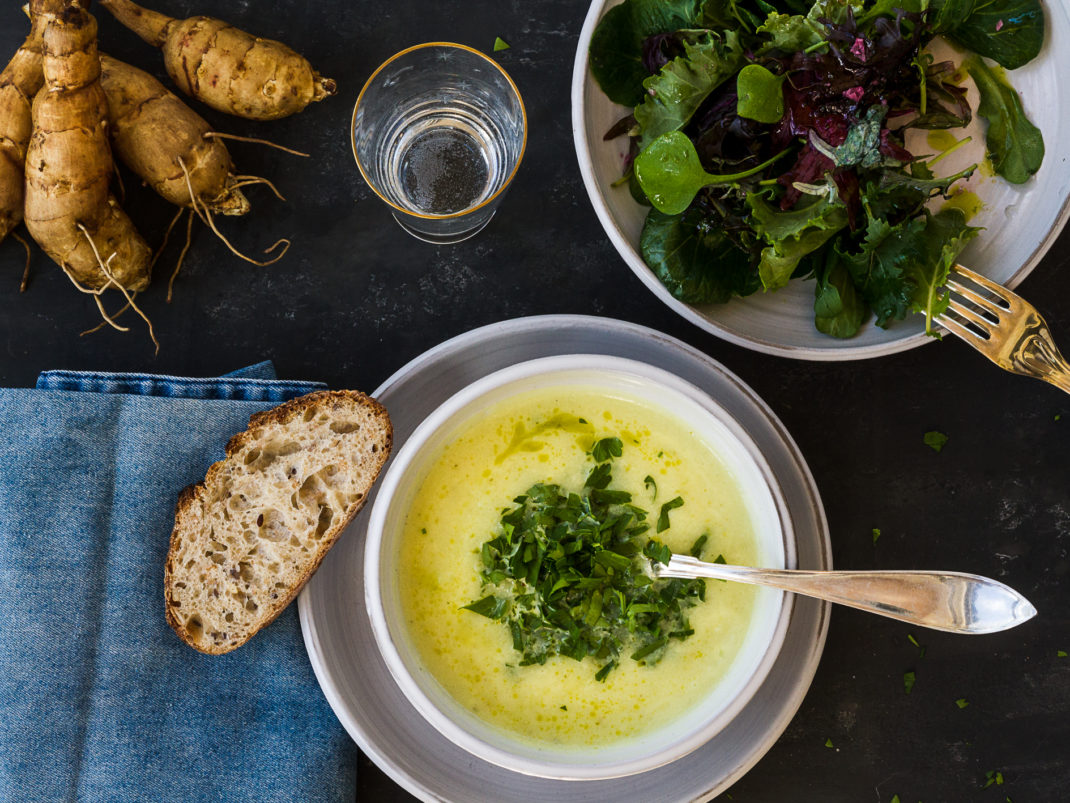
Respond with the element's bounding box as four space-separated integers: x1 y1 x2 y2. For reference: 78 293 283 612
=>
814 249 867 338
929 0 979 34
967 56 1044 184
941 0 1044 70
859 0 927 24
747 193 849 291
639 208 760 304
699 0 769 32
589 0 702 107
736 63 786 123
635 30 745 147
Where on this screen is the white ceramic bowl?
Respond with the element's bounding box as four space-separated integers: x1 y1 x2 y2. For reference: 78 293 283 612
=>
571 0 1070 360
364 354 792 780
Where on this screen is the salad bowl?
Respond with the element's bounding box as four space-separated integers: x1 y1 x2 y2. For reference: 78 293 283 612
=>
571 0 1070 360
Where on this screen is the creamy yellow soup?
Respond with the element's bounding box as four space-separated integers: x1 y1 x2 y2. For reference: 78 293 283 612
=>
397 385 759 748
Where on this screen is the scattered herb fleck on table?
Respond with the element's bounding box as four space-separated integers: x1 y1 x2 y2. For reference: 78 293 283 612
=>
924 429 948 451
463 438 712 681
588 0 1045 338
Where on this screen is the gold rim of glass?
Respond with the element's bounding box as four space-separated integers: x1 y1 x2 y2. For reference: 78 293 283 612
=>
350 41 528 221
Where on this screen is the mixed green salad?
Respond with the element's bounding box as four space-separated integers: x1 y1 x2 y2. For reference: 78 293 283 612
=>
589 0 1045 337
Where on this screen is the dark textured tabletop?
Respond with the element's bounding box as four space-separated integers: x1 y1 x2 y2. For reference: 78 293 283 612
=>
2 1 1068 800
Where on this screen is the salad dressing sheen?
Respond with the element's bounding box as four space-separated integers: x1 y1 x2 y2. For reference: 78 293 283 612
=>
397 386 759 747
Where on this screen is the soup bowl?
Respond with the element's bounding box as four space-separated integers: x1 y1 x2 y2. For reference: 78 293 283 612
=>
364 354 793 779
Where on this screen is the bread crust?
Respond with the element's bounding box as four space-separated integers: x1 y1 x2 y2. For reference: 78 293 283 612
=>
164 390 391 654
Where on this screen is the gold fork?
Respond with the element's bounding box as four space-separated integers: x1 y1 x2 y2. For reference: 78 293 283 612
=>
935 264 1070 396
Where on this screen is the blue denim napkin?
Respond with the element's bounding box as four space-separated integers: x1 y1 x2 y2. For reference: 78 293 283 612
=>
0 363 357 803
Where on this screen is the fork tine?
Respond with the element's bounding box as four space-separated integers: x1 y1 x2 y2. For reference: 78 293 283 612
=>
936 311 987 342
944 296 996 334
945 276 1007 319
949 264 1015 306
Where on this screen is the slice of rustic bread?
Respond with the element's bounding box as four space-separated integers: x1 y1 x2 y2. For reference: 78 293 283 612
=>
165 390 392 654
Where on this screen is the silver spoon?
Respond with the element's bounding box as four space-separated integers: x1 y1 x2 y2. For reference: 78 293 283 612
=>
656 555 1037 634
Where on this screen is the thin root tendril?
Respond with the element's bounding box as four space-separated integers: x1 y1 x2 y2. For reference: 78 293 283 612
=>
168 209 195 303
75 224 159 354
12 231 31 292
204 131 309 158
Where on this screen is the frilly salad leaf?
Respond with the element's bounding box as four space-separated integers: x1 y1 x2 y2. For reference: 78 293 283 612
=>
634 132 791 214
840 208 979 331
589 0 702 107
757 12 824 52
904 208 979 330
736 64 786 123
755 0 864 54
640 208 760 303
747 193 849 291
841 215 925 325
967 56 1044 184
863 161 977 222
807 0 864 26
939 0 1044 70
635 30 745 147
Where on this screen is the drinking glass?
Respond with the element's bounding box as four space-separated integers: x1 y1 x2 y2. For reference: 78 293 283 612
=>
351 42 527 244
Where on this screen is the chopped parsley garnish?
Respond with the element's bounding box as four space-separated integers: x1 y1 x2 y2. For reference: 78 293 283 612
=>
493 36 510 52
824 737 834 748
872 527 882 545
1058 650 1068 658
689 533 708 558
657 496 684 533
591 436 623 462
643 474 657 498
463 440 706 680
955 698 969 709
903 671 916 694
924 430 949 452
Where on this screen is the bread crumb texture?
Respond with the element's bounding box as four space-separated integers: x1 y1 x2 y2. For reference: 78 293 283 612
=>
165 391 391 654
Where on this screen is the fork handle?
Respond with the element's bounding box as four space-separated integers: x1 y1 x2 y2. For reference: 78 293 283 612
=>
1019 324 1070 395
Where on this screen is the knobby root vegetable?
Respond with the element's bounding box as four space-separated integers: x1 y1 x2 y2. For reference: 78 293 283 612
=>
0 18 44 251
24 0 151 292
98 0 337 120
99 53 249 216
97 53 292 286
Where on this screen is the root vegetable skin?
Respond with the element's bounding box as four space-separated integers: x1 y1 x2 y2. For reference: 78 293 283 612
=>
24 0 150 291
99 54 248 216
99 0 337 121
0 22 44 243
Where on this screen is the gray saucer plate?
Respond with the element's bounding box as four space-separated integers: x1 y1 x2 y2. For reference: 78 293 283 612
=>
298 314 832 801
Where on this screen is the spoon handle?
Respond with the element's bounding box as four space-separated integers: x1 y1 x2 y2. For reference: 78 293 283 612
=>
660 555 1036 634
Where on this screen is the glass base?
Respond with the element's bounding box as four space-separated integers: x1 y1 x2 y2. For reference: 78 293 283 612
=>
391 210 495 245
